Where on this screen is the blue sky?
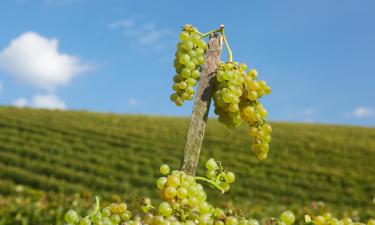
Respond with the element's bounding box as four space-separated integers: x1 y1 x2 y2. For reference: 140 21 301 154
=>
0 0 374 126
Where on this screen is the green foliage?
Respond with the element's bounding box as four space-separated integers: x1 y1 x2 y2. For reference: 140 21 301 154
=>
0 106 374 224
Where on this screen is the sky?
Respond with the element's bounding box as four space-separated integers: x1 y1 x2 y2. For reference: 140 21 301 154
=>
0 0 374 126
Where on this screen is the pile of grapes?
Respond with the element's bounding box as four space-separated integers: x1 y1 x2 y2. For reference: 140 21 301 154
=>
64 161 375 225
170 25 272 160
63 160 294 225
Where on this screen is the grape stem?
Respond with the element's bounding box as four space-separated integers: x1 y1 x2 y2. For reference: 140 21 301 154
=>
220 27 233 62
198 28 223 38
194 176 224 193
84 196 101 219
197 25 233 62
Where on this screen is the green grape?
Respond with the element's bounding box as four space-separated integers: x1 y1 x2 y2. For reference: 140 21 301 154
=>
157 177 167 189
158 202 172 217
160 164 170 175
368 220 375 225
198 201 211 214
187 196 198 207
248 69 258 79
110 214 121 224
111 203 127 214
183 41 194 50
165 186 177 199
206 170 216 180
179 54 190 65
248 219 259 225
187 78 197 86
64 210 80 224
185 86 195 95
199 213 212 225
121 211 132 221
191 70 200 79
219 182 230 192
179 31 189 41
280 211 295 225
239 220 249 225
205 158 218 171
196 48 205 55
226 216 239 225
176 187 188 199
102 218 112 225
223 172 235 183
167 175 180 187
213 208 225 219
181 68 191 78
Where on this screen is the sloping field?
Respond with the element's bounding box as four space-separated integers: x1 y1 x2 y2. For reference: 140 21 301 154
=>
0 106 374 224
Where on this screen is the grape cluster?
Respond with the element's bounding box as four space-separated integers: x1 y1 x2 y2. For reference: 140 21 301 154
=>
213 62 245 128
205 158 235 193
63 161 259 225
64 201 133 225
170 25 208 106
213 62 272 159
304 213 375 225
240 68 272 160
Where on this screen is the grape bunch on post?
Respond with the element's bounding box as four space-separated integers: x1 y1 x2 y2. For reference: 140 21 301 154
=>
174 25 273 176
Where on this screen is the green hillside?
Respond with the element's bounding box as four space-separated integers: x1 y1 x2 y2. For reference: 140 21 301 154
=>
0 106 374 224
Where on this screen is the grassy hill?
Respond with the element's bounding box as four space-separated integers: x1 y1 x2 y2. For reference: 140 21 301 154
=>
0 106 374 224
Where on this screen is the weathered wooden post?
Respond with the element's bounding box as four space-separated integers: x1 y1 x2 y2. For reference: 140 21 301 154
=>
180 34 223 175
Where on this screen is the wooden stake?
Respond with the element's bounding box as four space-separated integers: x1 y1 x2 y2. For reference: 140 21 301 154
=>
180 34 223 175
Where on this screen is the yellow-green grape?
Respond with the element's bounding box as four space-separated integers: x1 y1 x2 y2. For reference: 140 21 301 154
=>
79 218 91 225
170 25 206 106
226 216 239 225
223 171 235 184
167 175 181 187
64 210 80 224
160 164 170 175
280 211 295 225
176 187 188 199
368 220 375 225
205 158 219 171
111 203 127 214
157 177 167 189
165 186 177 199
158 202 173 217
248 219 260 225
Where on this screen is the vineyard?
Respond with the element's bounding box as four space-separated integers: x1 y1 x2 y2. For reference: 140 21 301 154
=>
0 106 374 224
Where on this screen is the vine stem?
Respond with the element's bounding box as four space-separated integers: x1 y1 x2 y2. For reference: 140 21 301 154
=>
220 25 233 62
84 196 100 219
194 176 224 193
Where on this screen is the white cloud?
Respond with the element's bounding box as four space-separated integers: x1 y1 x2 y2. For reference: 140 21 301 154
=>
13 98 28 108
0 31 93 91
128 98 138 106
109 18 174 49
32 94 66 110
108 19 134 30
12 94 66 110
353 107 374 118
